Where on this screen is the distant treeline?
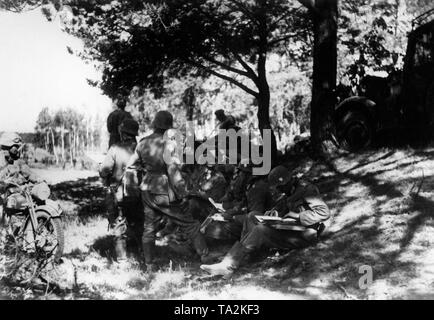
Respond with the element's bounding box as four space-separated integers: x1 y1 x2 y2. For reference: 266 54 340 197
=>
33 107 106 166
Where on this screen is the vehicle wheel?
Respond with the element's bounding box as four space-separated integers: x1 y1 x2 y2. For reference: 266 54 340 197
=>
33 210 64 263
337 110 373 151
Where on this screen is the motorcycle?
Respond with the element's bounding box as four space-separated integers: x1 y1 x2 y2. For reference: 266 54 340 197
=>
1 181 64 264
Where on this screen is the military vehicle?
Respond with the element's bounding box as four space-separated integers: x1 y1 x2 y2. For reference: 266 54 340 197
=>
334 9 434 150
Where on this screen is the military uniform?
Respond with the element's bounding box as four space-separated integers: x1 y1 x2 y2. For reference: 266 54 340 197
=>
129 113 209 266
206 176 274 241
186 166 228 221
0 133 41 225
201 178 330 276
107 108 133 148
99 139 143 261
0 159 42 186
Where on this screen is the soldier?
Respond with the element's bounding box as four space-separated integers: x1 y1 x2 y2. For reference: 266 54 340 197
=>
0 132 42 224
214 109 240 131
0 132 42 186
107 95 133 148
126 110 211 271
205 162 274 241
99 118 142 263
200 165 330 276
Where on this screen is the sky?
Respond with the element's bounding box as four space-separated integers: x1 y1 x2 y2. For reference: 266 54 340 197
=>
0 9 112 133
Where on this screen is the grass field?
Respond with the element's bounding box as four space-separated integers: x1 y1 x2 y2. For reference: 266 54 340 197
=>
2 146 434 300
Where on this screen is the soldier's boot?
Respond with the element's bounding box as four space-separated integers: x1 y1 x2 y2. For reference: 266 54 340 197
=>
200 241 248 276
191 232 215 264
115 238 128 262
142 242 156 272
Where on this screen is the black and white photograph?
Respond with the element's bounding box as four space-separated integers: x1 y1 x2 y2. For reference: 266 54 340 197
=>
1 0 434 303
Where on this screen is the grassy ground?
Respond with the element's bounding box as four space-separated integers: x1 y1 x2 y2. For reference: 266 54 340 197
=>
2 146 434 300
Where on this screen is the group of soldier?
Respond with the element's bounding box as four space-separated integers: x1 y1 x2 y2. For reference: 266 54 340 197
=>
0 98 331 277
101 97 331 276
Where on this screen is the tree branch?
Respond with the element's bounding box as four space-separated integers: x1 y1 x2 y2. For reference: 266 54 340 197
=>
298 0 320 15
185 59 259 97
200 55 253 79
268 33 299 47
232 52 259 83
298 0 315 10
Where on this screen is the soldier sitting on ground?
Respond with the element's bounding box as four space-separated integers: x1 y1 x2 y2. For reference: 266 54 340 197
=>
99 119 143 264
200 165 330 276
203 160 274 242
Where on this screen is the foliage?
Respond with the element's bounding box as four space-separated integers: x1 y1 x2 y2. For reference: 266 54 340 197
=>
2 0 434 151
34 107 103 165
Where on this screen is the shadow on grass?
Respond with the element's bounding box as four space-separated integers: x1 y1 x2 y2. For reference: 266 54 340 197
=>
51 176 106 222
219 148 434 298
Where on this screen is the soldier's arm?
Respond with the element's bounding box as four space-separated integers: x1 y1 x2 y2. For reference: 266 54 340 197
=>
289 184 330 226
297 201 330 226
167 162 188 198
99 148 116 186
126 147 141 169
20 164 43 184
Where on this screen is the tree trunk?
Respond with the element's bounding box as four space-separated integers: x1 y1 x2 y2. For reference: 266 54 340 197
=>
45 131 49 152
184 86 195 121
310 0 338 153
61 126 65 164
256 6 278 165
50 128 59 164
257 86 277 165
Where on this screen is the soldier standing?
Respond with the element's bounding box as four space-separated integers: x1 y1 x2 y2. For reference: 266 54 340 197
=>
107 95 133 148
200 165 330 276
99 119 142 263
126 110 211 271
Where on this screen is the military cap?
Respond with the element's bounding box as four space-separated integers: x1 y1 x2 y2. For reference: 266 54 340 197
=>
115 94 127 109
268 165 291 188
152 110 173 130
214 109 227 121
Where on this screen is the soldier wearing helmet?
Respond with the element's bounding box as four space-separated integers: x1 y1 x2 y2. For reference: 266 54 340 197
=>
0 132 24 167
107 95 133 148
204 162 274 242
126 110 211 271
200 165 330 277
214 109 240 131
100 119 142 264
0 132 41 185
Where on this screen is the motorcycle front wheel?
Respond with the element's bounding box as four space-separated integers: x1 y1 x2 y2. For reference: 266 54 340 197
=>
23 210 64 263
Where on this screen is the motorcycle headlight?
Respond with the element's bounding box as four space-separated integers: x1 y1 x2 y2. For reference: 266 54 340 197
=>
31 183 51 201
6 196 17 208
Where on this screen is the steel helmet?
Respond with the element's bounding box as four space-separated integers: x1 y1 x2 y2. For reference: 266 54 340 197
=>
268 165 291 188
119 118 139 136
152 110 173 130
214 109 227 122
0 132 23 148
